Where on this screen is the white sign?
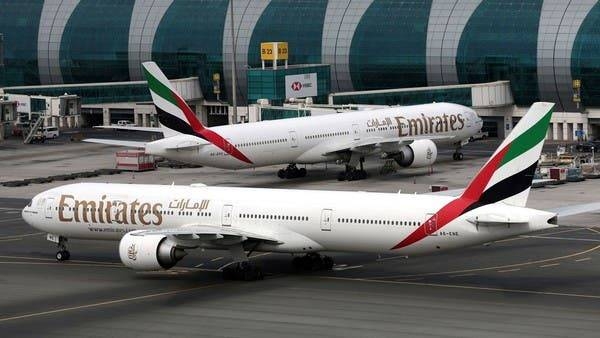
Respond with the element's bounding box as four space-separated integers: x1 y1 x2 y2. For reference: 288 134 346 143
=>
285 73 317 99
5 94 30 114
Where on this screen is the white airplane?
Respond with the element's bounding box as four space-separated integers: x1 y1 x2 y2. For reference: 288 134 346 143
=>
85 62 482 181
23 102 599 280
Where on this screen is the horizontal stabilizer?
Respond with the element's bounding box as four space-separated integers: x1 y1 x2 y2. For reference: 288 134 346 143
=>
83 138 146 148
548 202 600 218
466 213 529 225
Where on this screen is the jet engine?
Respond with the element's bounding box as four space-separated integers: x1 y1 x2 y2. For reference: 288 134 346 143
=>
119 231 187 270
391 139 437 168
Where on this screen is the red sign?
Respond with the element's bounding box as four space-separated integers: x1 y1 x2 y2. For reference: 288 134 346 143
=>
291 82 302 91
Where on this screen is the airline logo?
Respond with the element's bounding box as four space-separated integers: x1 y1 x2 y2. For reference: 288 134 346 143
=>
291 82 302 91
142 62 252 164
392 103 554 250
367 113 465 137
58 194 163 226
127 244 138 260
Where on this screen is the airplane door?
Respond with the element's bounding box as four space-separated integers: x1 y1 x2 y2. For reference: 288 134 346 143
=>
45 197 55 219
289 131 298 148
424 213 437 236
221 204 233 226
320 209 332 231
352 124 360 140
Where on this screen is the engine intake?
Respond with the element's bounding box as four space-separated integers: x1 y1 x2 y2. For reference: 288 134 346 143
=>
119 231 187 271
392 139 437 168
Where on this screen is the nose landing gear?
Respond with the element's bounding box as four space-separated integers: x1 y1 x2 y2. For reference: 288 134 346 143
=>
55 236 70 261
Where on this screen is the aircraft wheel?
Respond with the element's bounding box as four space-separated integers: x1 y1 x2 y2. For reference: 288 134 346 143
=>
277 169 286 179
56 250 70 261
299 168 307 177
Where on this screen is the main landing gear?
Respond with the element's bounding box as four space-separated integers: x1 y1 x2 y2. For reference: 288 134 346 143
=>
222 244 264 281
222 261 264 281
337 157 367 181
277 164 307 179
292 253 334 271
56 236 70 261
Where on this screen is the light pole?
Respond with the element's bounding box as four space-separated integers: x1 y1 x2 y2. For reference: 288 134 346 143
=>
229 0 238 124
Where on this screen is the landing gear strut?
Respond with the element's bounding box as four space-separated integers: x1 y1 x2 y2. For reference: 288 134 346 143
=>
55 236 70 261
277 164 307 179
337 157 367 181
292 253 334 271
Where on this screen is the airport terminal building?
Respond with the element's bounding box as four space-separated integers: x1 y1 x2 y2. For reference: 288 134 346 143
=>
2 0 600 140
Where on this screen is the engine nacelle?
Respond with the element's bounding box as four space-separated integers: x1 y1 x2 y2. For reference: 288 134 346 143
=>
392 139 437 168
119 231 187 271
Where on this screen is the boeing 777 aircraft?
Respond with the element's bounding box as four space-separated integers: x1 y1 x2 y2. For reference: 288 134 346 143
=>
85 62 482 181
23 102 599 280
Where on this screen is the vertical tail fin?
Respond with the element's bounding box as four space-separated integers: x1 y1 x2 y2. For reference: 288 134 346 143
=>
391 102 554 250
142 61 206 138
142 61 253 164
460 102 554 209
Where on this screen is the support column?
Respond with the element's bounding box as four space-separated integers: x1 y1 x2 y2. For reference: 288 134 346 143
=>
562 122 569 141
103 108 110 126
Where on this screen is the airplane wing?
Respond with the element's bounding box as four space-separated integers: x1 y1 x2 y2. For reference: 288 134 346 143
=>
83 138 146 148
94 125 163 133
321 134 455 156
423 188 465 197
131 224 282 246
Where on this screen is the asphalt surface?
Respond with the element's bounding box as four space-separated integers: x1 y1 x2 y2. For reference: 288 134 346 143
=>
1 137 600 337
1 197 600 337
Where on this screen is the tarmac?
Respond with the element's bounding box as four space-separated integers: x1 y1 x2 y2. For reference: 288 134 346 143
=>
1 132 600 337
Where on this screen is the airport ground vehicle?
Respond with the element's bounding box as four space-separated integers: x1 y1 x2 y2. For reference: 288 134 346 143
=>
43 126 59 139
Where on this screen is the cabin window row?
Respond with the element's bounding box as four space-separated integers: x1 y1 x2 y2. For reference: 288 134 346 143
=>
237 138 287 147
239 213 308 221
337 218 419 226
305 131 349 139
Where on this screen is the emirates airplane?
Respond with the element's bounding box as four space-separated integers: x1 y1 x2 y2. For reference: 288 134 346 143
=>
23 102 598 280
85 62 482 181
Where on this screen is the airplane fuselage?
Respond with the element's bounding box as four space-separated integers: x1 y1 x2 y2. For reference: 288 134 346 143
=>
146 102 481 169
23 183 555 257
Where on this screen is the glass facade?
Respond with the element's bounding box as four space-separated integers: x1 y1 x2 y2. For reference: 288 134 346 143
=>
260 107 310 121
572 2 600 108
60 0 134 83
2 1 600 109
152 0 228 101
0 0 44 86
456 0 542 106
247 65 330 106
349 0 432 90
247 0 327 68
330 87 472 107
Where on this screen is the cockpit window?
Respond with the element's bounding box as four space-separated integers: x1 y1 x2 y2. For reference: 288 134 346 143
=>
27 200 33 207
